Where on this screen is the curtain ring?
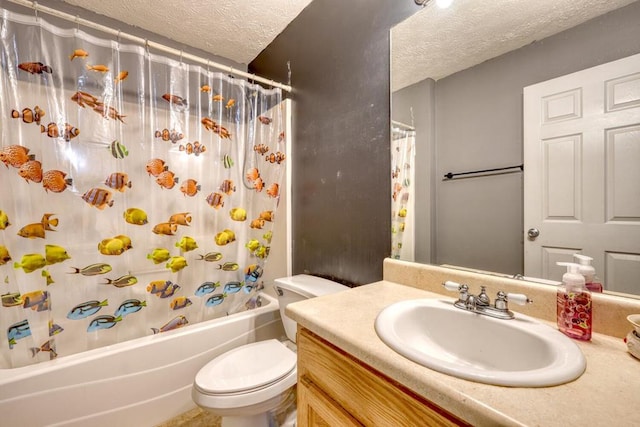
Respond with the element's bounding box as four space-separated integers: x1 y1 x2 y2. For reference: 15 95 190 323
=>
75 15 80 32
117 29 121 47
179 49 183 66
33 2 39 21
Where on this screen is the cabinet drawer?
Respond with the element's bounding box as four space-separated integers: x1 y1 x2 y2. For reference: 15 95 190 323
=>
297 327 468 427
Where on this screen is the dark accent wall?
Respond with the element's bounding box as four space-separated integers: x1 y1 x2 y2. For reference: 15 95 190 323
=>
250 0 417 286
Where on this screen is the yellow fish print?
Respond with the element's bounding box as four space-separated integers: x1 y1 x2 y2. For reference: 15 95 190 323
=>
123 208 148 225
45 244 71 265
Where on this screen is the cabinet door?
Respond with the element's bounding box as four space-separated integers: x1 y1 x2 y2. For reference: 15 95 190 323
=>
298 376 363 427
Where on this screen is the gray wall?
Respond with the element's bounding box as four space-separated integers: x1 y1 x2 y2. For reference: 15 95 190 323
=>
250 0 417 285
415 2 640 275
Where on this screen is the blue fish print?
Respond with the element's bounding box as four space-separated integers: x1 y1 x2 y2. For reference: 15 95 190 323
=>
114 299 146 317
243 283 257 294
195 281 220 297
67 299 108 320
87 315 122 332
8 319 31 349
205 294 226 307
223 281 243 294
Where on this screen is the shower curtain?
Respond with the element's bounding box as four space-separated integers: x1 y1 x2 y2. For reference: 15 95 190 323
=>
0 9 286 368
391 128 415 260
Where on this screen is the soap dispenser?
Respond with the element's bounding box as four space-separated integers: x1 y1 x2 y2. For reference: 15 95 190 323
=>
573 254 603 293
557 262 592 341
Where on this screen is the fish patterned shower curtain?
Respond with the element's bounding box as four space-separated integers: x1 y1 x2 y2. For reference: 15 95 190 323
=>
391 128 414 260
0 8 285 368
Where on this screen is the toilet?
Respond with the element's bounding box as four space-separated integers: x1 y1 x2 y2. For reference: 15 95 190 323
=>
192 274 348 427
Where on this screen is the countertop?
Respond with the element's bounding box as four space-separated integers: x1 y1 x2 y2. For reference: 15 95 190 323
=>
286 281 640 427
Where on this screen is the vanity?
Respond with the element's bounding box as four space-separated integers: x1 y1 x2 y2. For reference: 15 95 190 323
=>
287 259 640 426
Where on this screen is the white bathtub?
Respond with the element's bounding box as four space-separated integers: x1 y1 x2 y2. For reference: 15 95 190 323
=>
0 293 284 427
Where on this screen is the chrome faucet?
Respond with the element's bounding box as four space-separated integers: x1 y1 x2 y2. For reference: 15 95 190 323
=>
443 281 532 320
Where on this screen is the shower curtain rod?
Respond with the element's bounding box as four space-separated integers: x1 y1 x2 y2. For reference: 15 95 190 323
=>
6 0 292 92
391 120 415 131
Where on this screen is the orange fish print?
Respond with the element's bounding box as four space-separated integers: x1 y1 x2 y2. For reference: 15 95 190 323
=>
146 158 168 177
92 104 126 123
179 141 206 156
225 99 235 109
71 91 100 108
259 211 274 222
253 144 269 155
155 171 178 189
82 188 114 210
17 213 58 239
266 152 286 164
161 94 188 108
201 117 216 131
152 222 177 236
246 168 260 182
200 84 211 93
18 160 43 183
169 212 191 226
11 106 45 125
212 94 224 102
219 179 236 195
252 177 264 192
104 172 131 192
69 49 89 61
114 71 129 83
86 64 109 73
154 129 183 143
205 192 224 210
258 116 272 125
250 219 265 229
266 183 279 198
179 179 200 197
0 145 34 168
40 122 80 141
212 124 231 139
18 62 52 74
42 170 72 193
278 131 285 143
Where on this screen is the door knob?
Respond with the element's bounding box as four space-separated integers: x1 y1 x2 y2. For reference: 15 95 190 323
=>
527 228 540 239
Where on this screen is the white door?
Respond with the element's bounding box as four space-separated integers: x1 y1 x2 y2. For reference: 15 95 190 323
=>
523 53 640 294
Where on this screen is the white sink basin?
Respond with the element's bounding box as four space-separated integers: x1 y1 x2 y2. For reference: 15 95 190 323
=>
375 298 586 387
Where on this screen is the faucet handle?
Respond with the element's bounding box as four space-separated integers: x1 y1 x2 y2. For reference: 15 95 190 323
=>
443 280 462 291
506 292 533 306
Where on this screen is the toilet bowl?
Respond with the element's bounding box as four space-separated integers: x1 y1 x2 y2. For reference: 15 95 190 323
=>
192 274 348 427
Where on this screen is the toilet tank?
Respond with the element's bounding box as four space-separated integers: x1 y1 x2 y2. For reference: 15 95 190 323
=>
274 274 349 343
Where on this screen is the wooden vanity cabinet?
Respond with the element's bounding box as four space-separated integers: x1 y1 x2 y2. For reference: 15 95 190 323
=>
297 327 469 427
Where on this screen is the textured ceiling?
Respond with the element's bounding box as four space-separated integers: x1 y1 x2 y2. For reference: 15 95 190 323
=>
392 0 638 91
61 0 313 65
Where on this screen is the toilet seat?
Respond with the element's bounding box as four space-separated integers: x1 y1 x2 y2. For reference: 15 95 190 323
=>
193 339 297 411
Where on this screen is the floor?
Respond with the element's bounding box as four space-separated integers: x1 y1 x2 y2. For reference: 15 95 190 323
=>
156 387 296 427
155 407 221 427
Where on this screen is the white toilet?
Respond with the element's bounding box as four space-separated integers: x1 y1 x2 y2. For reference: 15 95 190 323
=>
192 274 348 427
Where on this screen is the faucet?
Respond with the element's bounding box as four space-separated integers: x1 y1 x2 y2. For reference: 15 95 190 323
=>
443 281 532 320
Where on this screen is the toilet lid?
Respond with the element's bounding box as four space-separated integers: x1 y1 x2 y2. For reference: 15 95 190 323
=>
196 339 296 394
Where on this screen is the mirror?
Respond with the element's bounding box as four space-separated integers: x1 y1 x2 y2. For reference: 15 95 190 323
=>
391 0 640 297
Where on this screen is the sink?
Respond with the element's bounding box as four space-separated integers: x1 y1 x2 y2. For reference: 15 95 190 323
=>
375 298 586 387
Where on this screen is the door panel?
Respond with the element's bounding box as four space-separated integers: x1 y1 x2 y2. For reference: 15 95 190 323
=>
524 53 640 292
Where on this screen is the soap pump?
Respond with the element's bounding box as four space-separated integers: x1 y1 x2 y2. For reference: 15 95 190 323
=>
557 262 592 341
573 254 603 292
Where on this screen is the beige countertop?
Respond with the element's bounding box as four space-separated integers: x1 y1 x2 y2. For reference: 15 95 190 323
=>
286 280 640 427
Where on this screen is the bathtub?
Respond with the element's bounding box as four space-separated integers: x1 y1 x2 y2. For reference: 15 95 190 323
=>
0 293 284 427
